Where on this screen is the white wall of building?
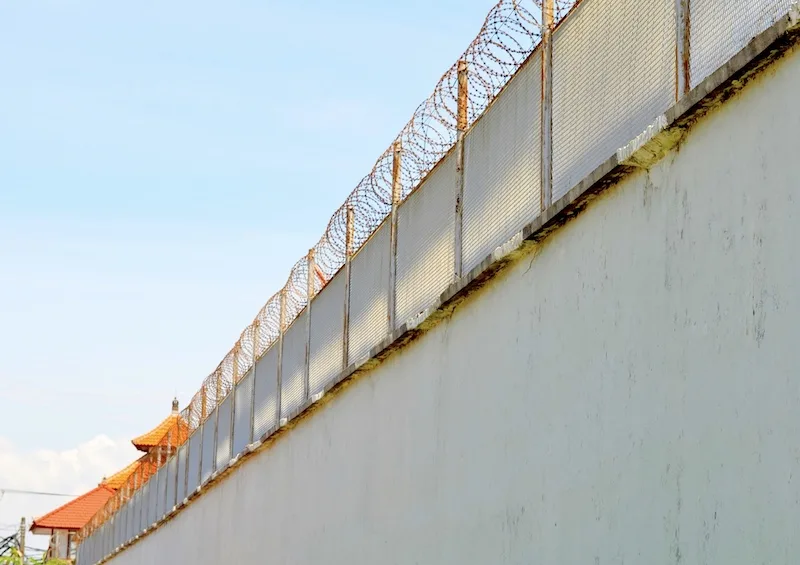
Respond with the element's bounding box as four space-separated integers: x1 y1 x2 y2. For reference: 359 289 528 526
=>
105 44 800 565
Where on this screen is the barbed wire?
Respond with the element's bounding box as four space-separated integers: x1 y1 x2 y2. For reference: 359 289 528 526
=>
77 0 578 545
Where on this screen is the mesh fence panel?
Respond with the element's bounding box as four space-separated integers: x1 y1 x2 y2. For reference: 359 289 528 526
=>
216 394 233 470
139 480 149 531
349 221 390 365
154 466 165 521
176 443 187 503
111 514 119 551
200 417 215 484
396 152 457 326
118 506 126 547
690 0 795 88
253 344 279 439
148 472 158 526
166 455 178 512
281 309 308 417
102 521 109 557
128 491 139 542
463 49 542 273
309 268 345 395
551 0 676 200
233 369 254 455
186 428 201 495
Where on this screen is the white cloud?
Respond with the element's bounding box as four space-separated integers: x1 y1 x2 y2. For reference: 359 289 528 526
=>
0 435 139 542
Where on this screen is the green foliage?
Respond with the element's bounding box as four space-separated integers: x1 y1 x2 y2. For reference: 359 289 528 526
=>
0 554 71 565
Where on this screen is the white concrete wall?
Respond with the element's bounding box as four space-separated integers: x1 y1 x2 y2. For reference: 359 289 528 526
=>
104 45 800 565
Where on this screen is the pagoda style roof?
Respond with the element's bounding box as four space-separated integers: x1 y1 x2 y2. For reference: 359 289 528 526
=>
131 399 189 452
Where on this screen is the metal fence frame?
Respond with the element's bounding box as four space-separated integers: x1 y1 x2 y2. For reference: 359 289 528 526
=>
76 0 797 562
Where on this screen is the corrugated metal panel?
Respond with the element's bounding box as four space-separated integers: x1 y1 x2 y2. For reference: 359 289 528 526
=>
216 394 233 470
552 0 676 200
100 521 108 559
232 369 254 456
111 514 119 551
148 471 158 526
176 443 187 503
463 50 542 274
200 416 215 485
396 152 456 326
139 480 149 531
253 344 279 438
690 0 794 88
165 455 177 512
349 221 390 365
186 428 201 495
128 490 139 542
281 310 308 417
154 466 165 521
309 269 345 395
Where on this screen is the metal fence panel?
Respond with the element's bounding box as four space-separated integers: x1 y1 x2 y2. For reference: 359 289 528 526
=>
148 472 158 526
200 416 216 484
349 221 390 365
253 344 279 439
396 152 456 326
463 50 542 274
154 466 166 521
690 0 794 88
100 522 107 559
281 310 308 417
139 480 149 532
166 454 178 512
187 428 202 495
233 369 254 456
128 491 139 542
176 443 188 503
552 0 676 200
309 269 345 395
216 394 233 470
111 514 119 551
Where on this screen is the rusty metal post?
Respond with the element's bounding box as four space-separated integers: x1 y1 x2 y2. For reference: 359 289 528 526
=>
164 429 173 512
342 205 355 368
388 141 402 330
276 289 287 424
19 517 25 562
676 0 691 97
212 369 222 472
200 384 207 421
228 346 238 462
454 60 468 279
304 248 315 400
541 0 554 211
249 320 259 443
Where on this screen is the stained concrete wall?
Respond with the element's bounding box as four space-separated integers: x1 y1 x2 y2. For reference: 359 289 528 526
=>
103 43 800 565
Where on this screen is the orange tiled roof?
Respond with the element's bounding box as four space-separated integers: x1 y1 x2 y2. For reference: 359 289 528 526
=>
131 413 189 452
30 485 115 533
101 458 142 490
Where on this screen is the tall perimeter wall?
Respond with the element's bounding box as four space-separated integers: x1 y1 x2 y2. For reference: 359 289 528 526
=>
89 5 800 565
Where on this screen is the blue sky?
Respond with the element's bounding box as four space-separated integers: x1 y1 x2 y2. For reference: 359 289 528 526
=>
0 0 497 531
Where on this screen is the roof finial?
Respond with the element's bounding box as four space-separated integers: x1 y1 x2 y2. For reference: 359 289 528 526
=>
172 397 179 414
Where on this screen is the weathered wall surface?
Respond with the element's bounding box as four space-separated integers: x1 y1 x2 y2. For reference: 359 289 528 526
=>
105 45 800 565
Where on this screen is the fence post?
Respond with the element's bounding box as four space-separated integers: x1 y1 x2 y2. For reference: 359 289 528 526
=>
676 0 691 97
213 369 223 471
228 346 238 462
277 289 287 424
304 248 315 400
342 205 355 368
454 60 468 279
541 0 554 211
165 429 173 512
388 141 402 330
249 321 259 443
